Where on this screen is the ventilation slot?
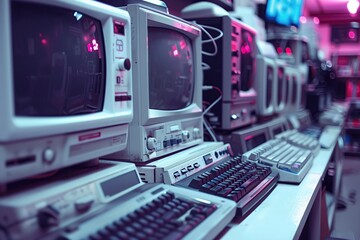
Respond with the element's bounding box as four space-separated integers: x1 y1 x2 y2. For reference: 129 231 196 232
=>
6 155 36 167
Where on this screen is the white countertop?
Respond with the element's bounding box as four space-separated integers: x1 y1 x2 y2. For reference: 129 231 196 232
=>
222 145 336 240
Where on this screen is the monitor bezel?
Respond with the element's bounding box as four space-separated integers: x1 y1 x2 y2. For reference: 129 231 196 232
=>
285 64 301 111
274 59 287 113
230 123 271 154
127 4 203 127
0 0 133 142
255 55 276 116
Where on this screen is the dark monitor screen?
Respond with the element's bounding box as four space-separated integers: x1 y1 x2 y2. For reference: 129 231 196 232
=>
12 2 105 116
266 66 274 108
292 76 298 104
100 170 140 198
245 133 267 150
285 75 290 104
277 66 285 105
273 127 283 136
148 27 194 110
265 0 304 27
240 29 255 92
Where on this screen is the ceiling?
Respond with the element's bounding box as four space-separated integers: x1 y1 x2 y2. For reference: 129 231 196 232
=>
305 0 360 24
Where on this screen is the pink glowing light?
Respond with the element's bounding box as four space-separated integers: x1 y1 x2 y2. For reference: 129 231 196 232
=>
347 0 359 14
349 30 356 39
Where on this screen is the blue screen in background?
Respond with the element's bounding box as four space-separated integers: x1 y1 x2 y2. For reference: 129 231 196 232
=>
265 0 304 27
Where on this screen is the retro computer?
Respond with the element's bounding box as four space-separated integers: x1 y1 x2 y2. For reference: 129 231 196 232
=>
285 64 302 112
103 1 204 162
181 8 258 130
274 58 287 113
267 34 310 112
255 40 278 117
0 0 133 191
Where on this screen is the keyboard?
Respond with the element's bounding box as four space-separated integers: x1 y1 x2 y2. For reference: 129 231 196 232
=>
175 155 279 217
275 129 320 156
318 126 341 149
50 183 236 240
242 138 314 183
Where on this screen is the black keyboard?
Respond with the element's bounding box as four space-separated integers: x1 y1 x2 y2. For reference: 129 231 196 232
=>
176 155 279 217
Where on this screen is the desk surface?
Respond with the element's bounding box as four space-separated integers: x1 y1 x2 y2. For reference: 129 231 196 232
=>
222 145 336 240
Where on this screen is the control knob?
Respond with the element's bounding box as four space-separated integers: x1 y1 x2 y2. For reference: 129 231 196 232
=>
182 130 190 141
75 195 95 213
37 205 60 229
42 148 56 164
193 128 200 139
147 137 157 150
118 58 131 71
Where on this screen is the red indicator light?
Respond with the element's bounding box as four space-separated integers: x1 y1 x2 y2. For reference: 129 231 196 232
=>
285 47 292 55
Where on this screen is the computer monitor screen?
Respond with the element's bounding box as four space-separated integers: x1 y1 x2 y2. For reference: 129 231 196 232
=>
266 66 274 108
265 0 304 27
13 2 105 116
277 64 285 108
148 27 194 110
273 127 283 136
245 132 267 150
1 0 133 187
292 75 298 105
240 29 256 92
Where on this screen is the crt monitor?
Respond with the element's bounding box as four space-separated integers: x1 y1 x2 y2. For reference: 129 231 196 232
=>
0 0 133 189
105 2 204 162
266 116 289 139
284 64 301 112
255 40 278 117
265 0 304 27
183 14 257 130
275 59 287 113
227 123 271 155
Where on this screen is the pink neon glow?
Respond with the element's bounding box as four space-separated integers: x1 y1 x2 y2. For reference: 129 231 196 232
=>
179 40 186 49
313 17 320 25
299 16 307 24
92 39 99 51
240 43 251 54
41 39 47 45
231 43 237 52
349 30 356 39
277 47 283 54
87 39 99 52
87 43 93 52
173 49 179 56
247 35 253 43
347 0 359 14
346 81 353 97
171 45 179 57
285 47 292 55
